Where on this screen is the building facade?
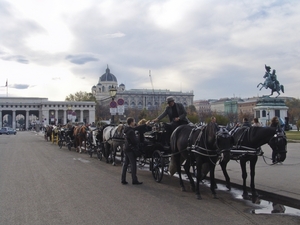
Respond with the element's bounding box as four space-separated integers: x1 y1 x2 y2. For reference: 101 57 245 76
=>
91 66 194 109
0 97 95 129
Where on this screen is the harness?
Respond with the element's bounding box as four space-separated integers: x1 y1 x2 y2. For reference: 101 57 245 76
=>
230 127 263 160
190 125 231 158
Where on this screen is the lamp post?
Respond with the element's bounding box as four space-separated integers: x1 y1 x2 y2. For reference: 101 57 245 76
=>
267 108 270 126
109 86 117 124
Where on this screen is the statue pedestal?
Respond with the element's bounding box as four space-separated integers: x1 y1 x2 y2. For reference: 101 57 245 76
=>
254 96 288 126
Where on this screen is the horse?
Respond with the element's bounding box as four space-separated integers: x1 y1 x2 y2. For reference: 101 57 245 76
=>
219 126 287 203
65 125 75 151
44 125 53 141
169 123 233 199
102 124 125 165
257 71 284 97
73 125 88 153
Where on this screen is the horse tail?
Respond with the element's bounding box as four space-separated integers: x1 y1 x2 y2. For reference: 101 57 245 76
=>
281 85 284 93
169 126 183 176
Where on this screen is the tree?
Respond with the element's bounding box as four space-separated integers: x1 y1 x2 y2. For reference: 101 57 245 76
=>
186 105 199 124
65 91 96 101
286 98 300 124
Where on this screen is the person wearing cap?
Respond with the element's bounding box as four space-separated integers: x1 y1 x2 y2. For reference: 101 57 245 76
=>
152 96 189 145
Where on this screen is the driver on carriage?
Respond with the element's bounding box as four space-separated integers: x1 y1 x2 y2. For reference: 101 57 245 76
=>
152 96 190 146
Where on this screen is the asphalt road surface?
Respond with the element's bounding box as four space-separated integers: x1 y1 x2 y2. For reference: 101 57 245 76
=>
0 132 299 225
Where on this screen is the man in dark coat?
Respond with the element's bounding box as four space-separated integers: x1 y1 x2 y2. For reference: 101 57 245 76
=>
242 118 251 127
121 117 143 185
152 96 190 145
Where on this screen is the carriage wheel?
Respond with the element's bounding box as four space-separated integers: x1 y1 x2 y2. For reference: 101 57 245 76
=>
151 150 164 183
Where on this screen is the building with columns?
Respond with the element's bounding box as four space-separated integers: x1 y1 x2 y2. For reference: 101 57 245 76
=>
0 97 95 129
91 66 194 109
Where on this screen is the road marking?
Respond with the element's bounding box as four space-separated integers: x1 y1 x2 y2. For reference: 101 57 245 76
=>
73 158 90 163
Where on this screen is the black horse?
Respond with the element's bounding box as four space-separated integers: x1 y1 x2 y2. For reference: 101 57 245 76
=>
170 123 233 199
220 126 287 203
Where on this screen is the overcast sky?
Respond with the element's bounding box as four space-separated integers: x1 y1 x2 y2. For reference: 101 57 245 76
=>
0 0 299 101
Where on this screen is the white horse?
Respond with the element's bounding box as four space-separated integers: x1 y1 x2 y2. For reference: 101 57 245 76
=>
102 124 125 165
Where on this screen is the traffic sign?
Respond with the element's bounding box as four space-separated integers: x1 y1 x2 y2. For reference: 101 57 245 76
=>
117 98 124 105
117 105 124 115
110 100 117 108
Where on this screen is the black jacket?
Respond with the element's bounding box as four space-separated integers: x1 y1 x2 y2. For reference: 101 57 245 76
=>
157 102 189 123
124 126 138 153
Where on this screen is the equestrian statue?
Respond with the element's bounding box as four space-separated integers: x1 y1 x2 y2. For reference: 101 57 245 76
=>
257 64 284 97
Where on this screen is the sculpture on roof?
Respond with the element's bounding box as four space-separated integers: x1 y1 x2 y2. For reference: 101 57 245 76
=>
257 65 284 98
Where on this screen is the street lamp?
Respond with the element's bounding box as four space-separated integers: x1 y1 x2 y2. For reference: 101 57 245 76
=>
109 86 118 124
267 107 270 126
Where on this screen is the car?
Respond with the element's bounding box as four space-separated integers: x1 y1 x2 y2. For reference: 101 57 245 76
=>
0 127 17 135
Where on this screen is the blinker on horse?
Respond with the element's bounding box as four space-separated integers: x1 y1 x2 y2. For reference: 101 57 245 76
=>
170 123 233 199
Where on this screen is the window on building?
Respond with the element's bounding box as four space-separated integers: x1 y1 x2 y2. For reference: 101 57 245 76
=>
256 111 260 118
262 110 266 117
275 110 280 117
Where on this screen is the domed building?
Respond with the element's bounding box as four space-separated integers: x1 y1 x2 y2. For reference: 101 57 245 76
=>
92 66 125 101
92 65 194 110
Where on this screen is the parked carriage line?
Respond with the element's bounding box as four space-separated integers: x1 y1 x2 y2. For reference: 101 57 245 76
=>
42 122 287 201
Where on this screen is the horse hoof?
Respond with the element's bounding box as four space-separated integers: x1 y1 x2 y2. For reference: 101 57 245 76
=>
196 195 202 200
226 184 231 191
112 162 116 166
213 194 218 199
242 194 251 200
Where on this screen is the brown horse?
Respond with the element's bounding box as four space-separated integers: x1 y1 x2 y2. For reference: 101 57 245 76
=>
73 125 87 153
44 125 53 141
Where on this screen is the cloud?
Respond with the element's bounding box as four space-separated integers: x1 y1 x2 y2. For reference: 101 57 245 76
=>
0 54 29 64
1 0 300 101
10 84 30 89
103 32 126 38
65 54 99 65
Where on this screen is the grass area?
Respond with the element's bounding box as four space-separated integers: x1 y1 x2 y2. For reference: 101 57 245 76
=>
285 131 300 141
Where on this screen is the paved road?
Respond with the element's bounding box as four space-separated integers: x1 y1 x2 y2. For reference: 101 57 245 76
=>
0 132 299 225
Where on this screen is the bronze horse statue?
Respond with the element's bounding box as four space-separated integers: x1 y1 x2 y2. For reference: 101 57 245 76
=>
257 65 284 97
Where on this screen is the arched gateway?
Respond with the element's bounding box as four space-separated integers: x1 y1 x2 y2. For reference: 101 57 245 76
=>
0 97 95 129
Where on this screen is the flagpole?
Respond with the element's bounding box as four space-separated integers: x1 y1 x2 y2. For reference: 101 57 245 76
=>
6 79 8 97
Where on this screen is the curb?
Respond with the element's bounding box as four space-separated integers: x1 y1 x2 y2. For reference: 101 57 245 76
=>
213 177 300 210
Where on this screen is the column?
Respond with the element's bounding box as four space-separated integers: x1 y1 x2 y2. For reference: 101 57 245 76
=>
80 110 83 123
89 110 95 124
63 110 66 125
26 110 29 129
55 110 58 125
0 111 2 128
12 110 16 129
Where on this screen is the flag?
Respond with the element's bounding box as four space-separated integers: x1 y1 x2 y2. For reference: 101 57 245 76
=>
5 80 8 87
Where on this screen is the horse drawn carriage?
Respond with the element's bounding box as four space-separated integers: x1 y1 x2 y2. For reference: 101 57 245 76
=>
137 122 173 182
